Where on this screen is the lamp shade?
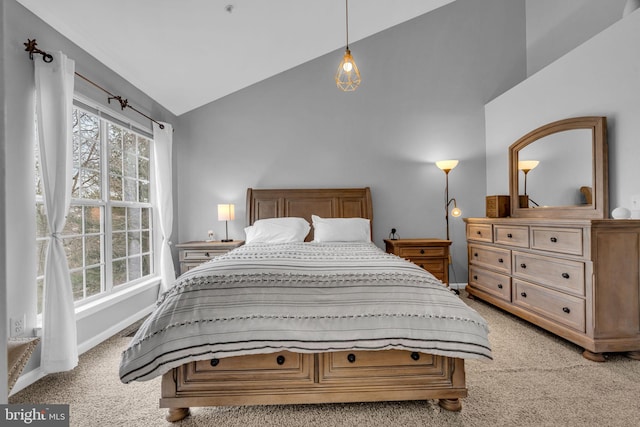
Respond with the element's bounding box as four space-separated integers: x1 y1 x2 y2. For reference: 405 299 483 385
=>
217 204 235 222
436 160 459 173
518 160 539 172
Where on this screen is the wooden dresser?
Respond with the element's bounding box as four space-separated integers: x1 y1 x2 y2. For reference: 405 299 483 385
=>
176 240 244 275
465 217 640 361
384 238 451 285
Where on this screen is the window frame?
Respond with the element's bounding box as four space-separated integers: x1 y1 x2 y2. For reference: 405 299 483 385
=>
35 95 159 315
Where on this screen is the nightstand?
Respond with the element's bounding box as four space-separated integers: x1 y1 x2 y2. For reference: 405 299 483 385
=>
384 238 451 285
176 240 244 274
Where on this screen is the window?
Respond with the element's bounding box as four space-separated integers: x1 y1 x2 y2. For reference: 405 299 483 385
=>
35 105 155 314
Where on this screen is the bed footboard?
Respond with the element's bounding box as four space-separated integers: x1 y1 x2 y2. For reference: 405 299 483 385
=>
160 350 466 421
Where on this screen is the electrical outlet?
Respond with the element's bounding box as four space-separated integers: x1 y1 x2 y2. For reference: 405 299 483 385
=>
10 314 26 337
632 195 640 210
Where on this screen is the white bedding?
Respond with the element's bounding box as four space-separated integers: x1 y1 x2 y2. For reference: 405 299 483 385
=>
119 242 491 383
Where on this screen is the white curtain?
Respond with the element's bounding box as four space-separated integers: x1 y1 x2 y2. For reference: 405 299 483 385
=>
35 51 78 373
152 122 176 294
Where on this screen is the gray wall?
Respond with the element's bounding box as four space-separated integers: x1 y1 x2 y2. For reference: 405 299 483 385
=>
1 0 177 389
1 0 8 404
525 0 628 76
176 0 528 282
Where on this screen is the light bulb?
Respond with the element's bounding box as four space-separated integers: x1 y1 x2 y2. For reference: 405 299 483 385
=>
451 207 462 217
342 61 353 72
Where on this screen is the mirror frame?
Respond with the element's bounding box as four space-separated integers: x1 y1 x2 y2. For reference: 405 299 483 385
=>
509 116 608 219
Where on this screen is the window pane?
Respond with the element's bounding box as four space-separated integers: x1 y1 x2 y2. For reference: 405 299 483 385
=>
36 240 48 277
112 232 126 259
80 168 101 199
63 206 83 235
78 111 99 139
109 131 123 176
80 137 101 170
85 206 101 233
128 231 141 255
142 254 151 276
138 157 149 181
64 237 83 270
128 207 141 230
110 174 123 200
124 152 137 178
142 230 150 253
86 266 101 297
128 256 141 281
85 235 101 266
112 207 126 231
138 136 150 158
113 260 127 286
71 270 84 301
36 204 49 237
141 208 149 229
124 178 137 202
139 181 149 203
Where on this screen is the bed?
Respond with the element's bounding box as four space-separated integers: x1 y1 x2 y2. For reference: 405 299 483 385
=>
119 187 491 422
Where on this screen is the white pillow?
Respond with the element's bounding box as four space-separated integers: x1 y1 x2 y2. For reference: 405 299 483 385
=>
311 215 371 242
244 217 310 244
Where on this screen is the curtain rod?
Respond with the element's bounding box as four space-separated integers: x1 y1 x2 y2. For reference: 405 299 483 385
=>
24 39 166 130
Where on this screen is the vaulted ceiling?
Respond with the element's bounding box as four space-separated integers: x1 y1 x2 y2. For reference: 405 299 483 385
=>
17 0 456 116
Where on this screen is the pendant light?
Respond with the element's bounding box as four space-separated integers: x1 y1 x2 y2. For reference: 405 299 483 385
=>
335 0 361 91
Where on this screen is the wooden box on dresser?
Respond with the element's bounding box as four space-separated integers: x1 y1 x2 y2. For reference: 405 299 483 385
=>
464 217 640 362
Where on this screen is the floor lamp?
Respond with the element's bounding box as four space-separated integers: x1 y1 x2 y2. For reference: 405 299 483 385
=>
435 160 462 241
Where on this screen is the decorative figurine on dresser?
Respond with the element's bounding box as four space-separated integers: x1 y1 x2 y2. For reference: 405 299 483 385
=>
465 116 640 362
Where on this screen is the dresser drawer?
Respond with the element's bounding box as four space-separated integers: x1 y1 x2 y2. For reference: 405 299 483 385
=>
494 225 529 248
469 244 511 273
531 227 583 256
513 280 585 332
513 252 585 296
467 224 493 242
469 266 511 302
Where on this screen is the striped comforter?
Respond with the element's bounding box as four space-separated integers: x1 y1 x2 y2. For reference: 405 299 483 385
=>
119 242 491 383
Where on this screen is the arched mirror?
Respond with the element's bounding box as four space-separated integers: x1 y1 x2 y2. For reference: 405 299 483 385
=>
509 116 608 219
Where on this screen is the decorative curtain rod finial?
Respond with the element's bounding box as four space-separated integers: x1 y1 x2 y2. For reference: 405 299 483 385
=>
24 39 53 63
108 95 129 110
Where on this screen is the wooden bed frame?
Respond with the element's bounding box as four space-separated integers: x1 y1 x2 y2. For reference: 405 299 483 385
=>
160 188 467 422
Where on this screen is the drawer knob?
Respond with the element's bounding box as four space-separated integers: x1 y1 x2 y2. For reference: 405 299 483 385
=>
411 352 421 361
562 307 571 314
520 263 527 269
474 252 478 257
347 353 356 363
562 273 570 279
497 284 503 289
210 358 220 367
507 233 513 238
520 292 527 298
420 249 425 254
498 258 504 263
477 231 482 235
276 355 286 365
550 237 558 243
419 264 425 268
473 275 478 280
205 252 210 257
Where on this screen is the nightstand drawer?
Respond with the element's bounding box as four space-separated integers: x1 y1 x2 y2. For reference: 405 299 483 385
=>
180 249 228 262
494 225 529 248
531 227 583 256
398 247 446 258
410 258 445 274
468 244 510 273
466 224 493 242
513 279 585 332
513 251 585 296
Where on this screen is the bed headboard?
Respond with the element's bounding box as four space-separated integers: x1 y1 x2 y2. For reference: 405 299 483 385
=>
246 187 373 241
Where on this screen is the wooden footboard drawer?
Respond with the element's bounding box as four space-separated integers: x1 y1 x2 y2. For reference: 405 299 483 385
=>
318 350 457 387
176 351 315 392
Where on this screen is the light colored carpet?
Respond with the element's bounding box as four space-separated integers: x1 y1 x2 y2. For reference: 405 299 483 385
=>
10 291 640 426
